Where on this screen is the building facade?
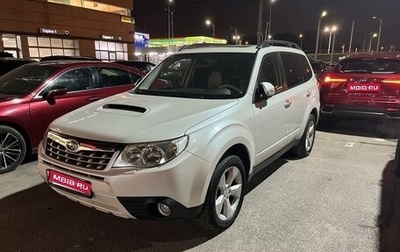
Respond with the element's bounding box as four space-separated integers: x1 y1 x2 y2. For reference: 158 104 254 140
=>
0 0 136 61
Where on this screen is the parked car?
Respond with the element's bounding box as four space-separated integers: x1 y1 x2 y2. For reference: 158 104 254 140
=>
0 57 36 76
114 60 156 73
0 61 144 174
307 55 331 82
319 52 400 121
38 41 320 230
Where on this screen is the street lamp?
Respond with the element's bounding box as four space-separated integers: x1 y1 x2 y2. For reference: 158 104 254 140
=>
299 34 303 49
232 35 241 45
324 25 337 53
205 19 215 41
314 10 327 59
267 0 276 40
329 26 338 63
256 0 264 44
372 16 383 51
230 27 238 45
368 33 378 52
166 0 173 46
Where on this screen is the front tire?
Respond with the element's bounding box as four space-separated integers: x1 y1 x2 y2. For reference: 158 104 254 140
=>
203 155 246 230
0 126 27 174
292 114 316 158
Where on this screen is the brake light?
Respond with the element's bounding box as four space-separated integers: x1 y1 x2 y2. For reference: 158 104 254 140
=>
382 79 400 84
323 76 348 83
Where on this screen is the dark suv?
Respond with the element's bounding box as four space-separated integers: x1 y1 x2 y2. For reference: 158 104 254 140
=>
0 57 35 76
0 60 144 173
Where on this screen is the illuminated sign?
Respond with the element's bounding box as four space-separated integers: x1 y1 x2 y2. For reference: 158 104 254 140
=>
39 28 69 35
121 16 135 24
135 32 149 48
101 34 123 41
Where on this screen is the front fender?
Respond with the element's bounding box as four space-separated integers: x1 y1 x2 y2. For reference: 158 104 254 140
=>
185 117 255 200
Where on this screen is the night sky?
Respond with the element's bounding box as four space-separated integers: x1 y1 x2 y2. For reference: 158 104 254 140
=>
133 0 398 52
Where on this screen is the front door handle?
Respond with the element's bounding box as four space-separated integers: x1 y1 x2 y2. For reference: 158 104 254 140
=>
88 96 101 101
284 100 292 108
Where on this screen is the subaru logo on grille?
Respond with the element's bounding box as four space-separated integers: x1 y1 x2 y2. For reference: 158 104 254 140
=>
66 140 80 152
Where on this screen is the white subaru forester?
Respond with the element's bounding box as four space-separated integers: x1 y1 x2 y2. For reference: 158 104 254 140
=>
38 41 320 230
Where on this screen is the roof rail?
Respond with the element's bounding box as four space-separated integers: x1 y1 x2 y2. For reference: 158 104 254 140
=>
178 43 251 51
257 40 301 49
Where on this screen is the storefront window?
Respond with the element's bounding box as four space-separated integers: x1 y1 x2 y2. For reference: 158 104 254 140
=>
38 37 51 47
27 37 38 47
29 48 39 58
51 38 63 47
39 48 52 58
48 0 130 16
95 40 128 61
52 48 64 55
28 36 78 60
1 34 23 58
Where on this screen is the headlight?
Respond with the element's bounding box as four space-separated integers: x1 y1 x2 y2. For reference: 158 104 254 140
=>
114 136 188 168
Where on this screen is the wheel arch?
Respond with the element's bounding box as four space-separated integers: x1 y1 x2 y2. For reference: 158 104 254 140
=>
219 144 251 182
310 107 319 124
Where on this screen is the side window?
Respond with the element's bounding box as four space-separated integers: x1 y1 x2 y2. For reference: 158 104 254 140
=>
51 68 92 92
280 53 303 88
258 53 284 93
129 72 141 83
100 68 132 87
297 55 313 81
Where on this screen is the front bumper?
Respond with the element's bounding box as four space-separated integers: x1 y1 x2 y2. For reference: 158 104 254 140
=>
37 142 211 220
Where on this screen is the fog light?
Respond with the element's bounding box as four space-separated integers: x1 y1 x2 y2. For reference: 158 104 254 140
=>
157 202 171 217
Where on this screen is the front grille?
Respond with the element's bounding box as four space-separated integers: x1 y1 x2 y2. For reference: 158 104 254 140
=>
45 136 116 170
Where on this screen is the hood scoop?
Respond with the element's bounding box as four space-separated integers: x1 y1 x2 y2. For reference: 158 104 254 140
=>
103 104 147 113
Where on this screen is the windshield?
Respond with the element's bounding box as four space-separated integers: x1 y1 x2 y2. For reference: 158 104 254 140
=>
0 64 59 95
334 58 400 74
133 53 255 99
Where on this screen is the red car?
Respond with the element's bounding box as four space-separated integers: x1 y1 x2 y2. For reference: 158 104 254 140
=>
0 60 144 173
319 52 400 122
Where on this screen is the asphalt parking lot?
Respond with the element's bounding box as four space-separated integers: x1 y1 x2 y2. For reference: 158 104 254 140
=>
1 119 400 252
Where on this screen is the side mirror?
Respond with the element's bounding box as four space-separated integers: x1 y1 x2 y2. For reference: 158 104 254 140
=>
43 86 68 101
260 82 275 98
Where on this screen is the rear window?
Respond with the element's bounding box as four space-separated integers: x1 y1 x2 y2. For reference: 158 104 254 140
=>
280 53 303 88
335 58 400 74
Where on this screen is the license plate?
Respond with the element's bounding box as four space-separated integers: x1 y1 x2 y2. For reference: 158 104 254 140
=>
347 83 381 92
48 170 92 197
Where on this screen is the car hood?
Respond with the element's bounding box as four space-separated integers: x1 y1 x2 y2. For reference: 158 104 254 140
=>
0 94 18 103
51 92 238 143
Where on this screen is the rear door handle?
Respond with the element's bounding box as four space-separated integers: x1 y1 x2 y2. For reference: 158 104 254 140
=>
306 90 311 97
284 100 292 108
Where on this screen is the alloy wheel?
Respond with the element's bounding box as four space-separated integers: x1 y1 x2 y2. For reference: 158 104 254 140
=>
0 131 23 171
214 165 243 221
305 120 315 152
